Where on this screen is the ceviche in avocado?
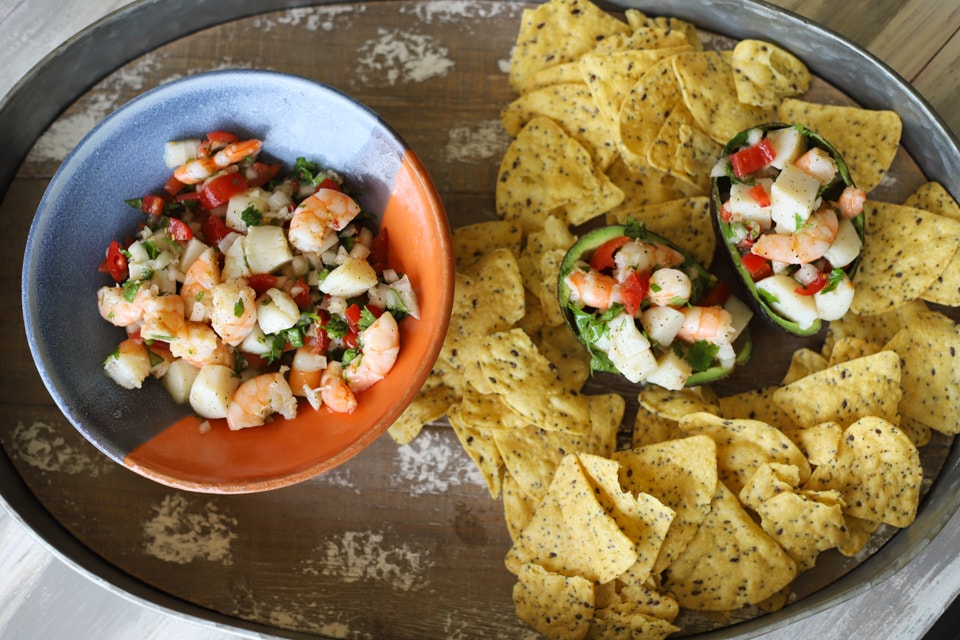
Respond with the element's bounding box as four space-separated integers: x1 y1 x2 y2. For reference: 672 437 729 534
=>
712 123 866 336
96 130 418 429
557 221 753 390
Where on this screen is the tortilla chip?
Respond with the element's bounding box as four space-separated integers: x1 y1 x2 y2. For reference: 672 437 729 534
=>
604 159 706 221
447 411 506 498
789 421 843 467
508 0 631 92
904 181 960 306
452 220 523 272
804 416 922 527
588 608 679 640
660 482 797 611
518 63 585 94
777 99 902 192
671 50 776 145
632 402 687 448
605 197 715 267
772 351 902 429
646 103 722 191
755 490 847 571
836 515 882 557
623 10 702 50
825 336 882 368
731 39 811 107
501 83 620 170
738 462 802 510
534 323 591 389
387 375 457 444
503 472 538 543
851 200 960 315
678 412 810 494
614 435 718 574
780 348 828 385
512 562 595 640
618 57 684 170
716 386 794 430
822 299 938 356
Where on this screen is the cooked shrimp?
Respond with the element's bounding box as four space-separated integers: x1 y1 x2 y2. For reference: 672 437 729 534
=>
676 306 735 345
288 188 362 254
97 284 153 327
181 247 220 321
320 361 358 414
836 185 866 219
751 207 839 265
564 267 621 310
169 321 235 368
614 240 684 275
793 147 838 185
173 139 263 185
648 268 692 307
344 311 399 392
210 279 258 346
226 371 298 430
139 294 186 342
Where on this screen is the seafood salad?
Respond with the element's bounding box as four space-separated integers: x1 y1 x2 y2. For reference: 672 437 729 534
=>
97 130 418 429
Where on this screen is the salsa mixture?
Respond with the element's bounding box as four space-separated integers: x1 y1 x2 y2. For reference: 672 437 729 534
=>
97 130 418 429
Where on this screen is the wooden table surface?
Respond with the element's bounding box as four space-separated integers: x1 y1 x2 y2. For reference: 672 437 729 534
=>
2 1 960 639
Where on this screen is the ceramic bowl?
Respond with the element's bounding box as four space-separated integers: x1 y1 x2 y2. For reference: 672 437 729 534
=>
21 70 454 493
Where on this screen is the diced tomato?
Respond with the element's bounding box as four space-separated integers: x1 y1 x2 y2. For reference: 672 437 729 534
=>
247 273 279 296
199 173 249 210
344 303 363 332
741 251 773 281
289 277 312 308
309 309 332 354
176 190 201 205
589 236 630 272
140 194 167 216
316 177 341 192
367 304 384 319
247 161 282 188
748 183 771 208
620 270 649 316
719 204 734 223
166 217 193 243
699 281 732 307
369 228 389 273
164 175 185 196
730 138 776 178
200 214 232 246
795 272 828 296
98 239 128 282
344 330 359 350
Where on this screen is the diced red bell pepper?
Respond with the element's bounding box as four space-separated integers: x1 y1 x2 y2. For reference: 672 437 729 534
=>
199 173 249 210
316 177 341 192
99 240 128 282
589 236 630 272
166 217 193 243
741 251 773 281
620 270 649 316
730 138 776 178
247 273 279 296
164 175 185 196
289 277 312 309
344 303 363 332
247 161 282 188
748 183 771 207
140 194 167 216
795 272 828 296
200 214 232 246
309 309 332 355
699 281 732 307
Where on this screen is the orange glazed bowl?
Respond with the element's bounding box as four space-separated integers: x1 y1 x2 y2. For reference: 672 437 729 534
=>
22 70 454 493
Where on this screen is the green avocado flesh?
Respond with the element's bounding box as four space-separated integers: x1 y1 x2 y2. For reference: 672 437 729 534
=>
711 123 866 337
557 222 751 387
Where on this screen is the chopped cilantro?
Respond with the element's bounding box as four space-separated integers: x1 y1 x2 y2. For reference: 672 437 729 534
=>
686 340 720 373
241 204 263 227
233 298 245 317
122 279 141 302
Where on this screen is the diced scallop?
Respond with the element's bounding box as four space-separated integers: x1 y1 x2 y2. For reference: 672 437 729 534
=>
814 274 855 321
603 313 658 384
244 225 292 274
822 218 862 269
319 256 379 298
189 364 240 419
239 324 275 356
163 139 201 168
221 234 251 280
256 288 301 335
726 179 774 231
644 351 692 391
226 188 271 232
103 339 152 390
770 164 821 232
755 274 819 330
766 127 806 170
162 358 200 404
179 237 210 274
640 305 685 347
723 295 754 342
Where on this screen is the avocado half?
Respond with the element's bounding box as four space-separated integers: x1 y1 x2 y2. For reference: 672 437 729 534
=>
557 222 751 387
711 123 866 337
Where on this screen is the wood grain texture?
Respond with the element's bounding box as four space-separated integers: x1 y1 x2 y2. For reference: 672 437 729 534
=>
2 1 960 639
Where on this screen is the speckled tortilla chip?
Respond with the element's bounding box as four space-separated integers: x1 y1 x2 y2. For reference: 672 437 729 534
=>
678 412 810 494
883 322 960 434
447 415 505 498
645 103 720 192
825 336 882 368
660 482 797 611
836 515 882 557
609 583 680 622
604 159 706 221
508 0 631 93
503 472 538 543
618 57 683 171
589 609 680 640
716 386 794 430
788 421 842 467
904 182 960 306
776 99 902 192
822 299 939 357
738 462 802 510
772 350 902 429
512 562 595 640
501 83 620 170
606 196 715 267
731 39 811 107
518 62 585 94
534 323 591 389
755 490 847 571
804 416 922 528
671 51 776 145
623 9 702 50
452 220 522 272
496 116 623 232
614 435 718 574
387 374 458 444
850 200 960 315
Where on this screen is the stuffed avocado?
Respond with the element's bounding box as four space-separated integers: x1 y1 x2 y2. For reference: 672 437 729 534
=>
557 221 753 390
711 123 866 336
